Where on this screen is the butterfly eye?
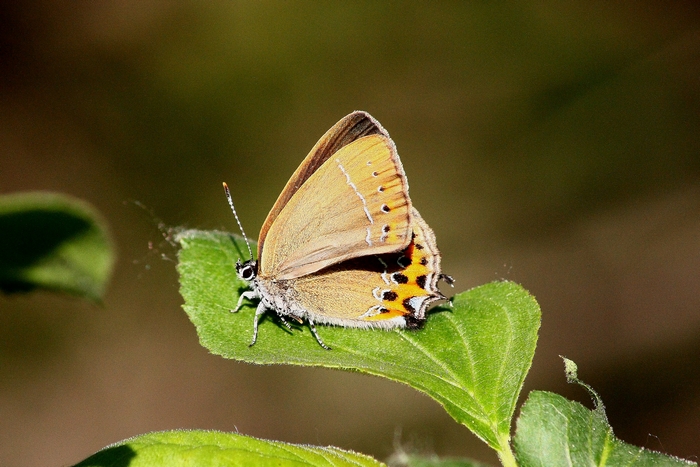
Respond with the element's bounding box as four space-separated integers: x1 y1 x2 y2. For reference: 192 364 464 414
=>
236 260 257 281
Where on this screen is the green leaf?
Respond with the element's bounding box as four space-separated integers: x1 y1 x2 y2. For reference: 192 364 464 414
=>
176 229 541 455
72 430 384 467
0 192 114 301
513 391 696 467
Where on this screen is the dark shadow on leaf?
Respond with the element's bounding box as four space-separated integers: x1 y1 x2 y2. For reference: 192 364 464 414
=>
72 444 136 467
428 303 454 317
226 233 250 261
266 312 302 335
0 209 91 292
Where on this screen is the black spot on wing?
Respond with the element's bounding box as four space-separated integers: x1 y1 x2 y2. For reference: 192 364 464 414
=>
383 290 398 301
393 273 408 284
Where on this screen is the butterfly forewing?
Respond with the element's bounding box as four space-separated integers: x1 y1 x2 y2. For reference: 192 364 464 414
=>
260 134 413 280
258 111 389 258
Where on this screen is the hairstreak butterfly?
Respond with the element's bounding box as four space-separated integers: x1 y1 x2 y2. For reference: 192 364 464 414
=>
224 111 453 349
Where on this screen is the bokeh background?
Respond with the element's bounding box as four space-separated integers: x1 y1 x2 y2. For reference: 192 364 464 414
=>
1 2 699 466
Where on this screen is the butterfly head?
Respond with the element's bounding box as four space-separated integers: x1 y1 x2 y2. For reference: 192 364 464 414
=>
236 258 258 283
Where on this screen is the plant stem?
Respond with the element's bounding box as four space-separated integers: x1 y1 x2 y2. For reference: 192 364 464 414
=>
497 438 518 467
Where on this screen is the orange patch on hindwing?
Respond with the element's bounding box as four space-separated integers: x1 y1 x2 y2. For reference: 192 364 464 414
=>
364 218 443 324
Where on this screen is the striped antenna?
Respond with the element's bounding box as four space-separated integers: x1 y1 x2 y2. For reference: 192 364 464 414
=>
222 182 253 260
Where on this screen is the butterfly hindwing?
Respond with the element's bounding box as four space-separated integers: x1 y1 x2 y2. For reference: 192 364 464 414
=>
288 209 444 326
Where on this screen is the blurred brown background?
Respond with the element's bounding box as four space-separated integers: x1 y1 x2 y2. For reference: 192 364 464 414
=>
1 2 699 466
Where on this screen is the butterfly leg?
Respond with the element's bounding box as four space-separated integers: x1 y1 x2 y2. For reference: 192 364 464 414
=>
233 290 258 313
249 301 268 347
307 317 331 350
277 314 294 332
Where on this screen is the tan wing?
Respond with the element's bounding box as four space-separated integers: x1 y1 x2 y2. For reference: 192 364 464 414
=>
260 134 413 280
258 111 390 258
288 209 445 326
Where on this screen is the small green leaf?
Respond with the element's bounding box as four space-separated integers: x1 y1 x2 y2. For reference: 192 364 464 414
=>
177 229 541 453
73 430 383 467
513 391 696 466
0 192 114 301
561 356 608 424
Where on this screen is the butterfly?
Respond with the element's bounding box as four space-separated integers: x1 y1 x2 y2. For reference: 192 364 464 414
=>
225 111 453 349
